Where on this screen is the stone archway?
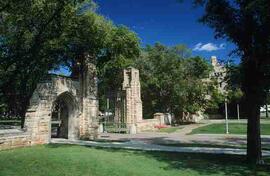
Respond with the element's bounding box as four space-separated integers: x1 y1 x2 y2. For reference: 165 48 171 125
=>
51 92 79 140
0 62 99 150
24 72 99 145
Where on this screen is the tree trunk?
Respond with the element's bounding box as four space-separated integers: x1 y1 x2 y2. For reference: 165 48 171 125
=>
246 93 263 164
242 57 264 164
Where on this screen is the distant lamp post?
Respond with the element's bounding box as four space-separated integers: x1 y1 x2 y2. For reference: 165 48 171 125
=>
266 104 269 118
225 98 229 134
237 103 240 121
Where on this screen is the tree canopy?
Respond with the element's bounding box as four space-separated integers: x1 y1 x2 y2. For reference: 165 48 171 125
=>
134 43 217 120
97 26 140 111
0 0 140 121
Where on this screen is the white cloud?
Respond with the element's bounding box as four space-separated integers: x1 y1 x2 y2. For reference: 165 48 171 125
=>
193 42 226 52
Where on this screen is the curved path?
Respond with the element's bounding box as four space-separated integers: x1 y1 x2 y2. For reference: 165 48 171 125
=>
51 138 270 156
52 120 270 156
98 122 270 147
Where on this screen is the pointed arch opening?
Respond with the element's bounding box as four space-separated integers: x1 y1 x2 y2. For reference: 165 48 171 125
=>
51 91 79 140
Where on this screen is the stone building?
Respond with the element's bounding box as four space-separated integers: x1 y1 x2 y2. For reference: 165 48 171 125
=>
210 56 227 93
0 61 99 150
181 56 227 122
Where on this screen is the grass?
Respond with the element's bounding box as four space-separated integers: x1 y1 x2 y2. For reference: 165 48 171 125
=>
0 145 270 176
190 123 270 135
158 127 182 133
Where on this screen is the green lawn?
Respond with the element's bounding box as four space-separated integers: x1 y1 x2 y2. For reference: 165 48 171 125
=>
190 123 270 135
0 145 270 176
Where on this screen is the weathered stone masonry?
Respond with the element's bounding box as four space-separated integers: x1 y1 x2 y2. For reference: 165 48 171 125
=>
114 67 161 133
0 63 99 150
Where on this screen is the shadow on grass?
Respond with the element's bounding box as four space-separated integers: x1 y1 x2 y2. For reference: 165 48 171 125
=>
46 143 75 148
96 147 270 176
46 143 270 176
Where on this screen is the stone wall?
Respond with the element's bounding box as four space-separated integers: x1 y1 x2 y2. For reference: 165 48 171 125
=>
0 130 31 150
24 75 81 144
1 62 99 150
136 119 160 133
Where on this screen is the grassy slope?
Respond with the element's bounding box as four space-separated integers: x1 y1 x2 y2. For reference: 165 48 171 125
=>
0 145 269 176
190 123 270 135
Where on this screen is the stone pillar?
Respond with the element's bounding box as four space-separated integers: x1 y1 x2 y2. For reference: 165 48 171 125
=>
24 83 53 144
122 67 143 133
154 113 165 125
79 58 99 139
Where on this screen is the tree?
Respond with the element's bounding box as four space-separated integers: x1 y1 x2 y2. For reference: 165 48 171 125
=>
0 0 141 124
192 0 270 164
59 9 114 77
0 0 139 125
0 0 92 123
134 43 213 120
97 26 140 111
226 64 244 103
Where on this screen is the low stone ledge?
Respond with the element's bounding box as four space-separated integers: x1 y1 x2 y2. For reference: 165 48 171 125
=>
0 130 31 150
136 119 161 132
0 128 27 136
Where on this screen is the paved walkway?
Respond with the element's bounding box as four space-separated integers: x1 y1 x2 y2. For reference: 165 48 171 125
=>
51 138 270 156
99 122 270 147
50 121 270 156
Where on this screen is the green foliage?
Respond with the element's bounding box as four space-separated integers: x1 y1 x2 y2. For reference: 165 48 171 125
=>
205 85 225 114
0 0 96 117
97 26 140 89
225 64 243 102
134 43 213 119
0 0 140 117
97 26 140 111
227 88 243 103
61 9 113 66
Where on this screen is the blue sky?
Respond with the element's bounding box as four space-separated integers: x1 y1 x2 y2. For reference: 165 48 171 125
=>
95 0 238 63
53 0 238 75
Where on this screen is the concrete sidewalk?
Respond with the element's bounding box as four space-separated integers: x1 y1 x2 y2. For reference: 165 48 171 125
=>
98 124 270 147
51 138 270 157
